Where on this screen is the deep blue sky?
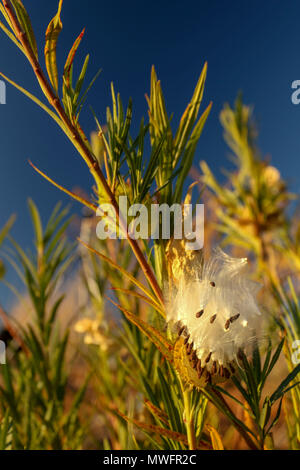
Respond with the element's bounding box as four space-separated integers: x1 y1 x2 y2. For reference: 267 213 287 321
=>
0 0 300 306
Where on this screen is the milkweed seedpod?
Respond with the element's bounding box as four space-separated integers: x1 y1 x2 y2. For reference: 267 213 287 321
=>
165 181 204 284
166 238 203 285
166 249 263 387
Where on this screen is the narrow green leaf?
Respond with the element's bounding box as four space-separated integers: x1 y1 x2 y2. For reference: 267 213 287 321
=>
0 15 24 53
8 235 37 284
44 0 63 95
173 62 207 163
110 287 164 315
174 102 212 202
28 198 43 249
0 71 66 131
63 28 85 88
0 214 15 246
270 363 300 403
157 368 182 433
78 238 160 307
10 0 38 58
108 297 173 363
266 339 284 379
73 54 89 104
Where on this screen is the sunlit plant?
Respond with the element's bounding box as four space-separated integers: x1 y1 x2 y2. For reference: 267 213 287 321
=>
0 0 299 451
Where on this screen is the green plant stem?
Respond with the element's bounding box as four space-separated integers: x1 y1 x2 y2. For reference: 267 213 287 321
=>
182 386 197 450
2 0 164 307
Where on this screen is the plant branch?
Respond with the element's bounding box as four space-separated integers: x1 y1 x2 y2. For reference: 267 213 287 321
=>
2 0 163 306
180 381 197 450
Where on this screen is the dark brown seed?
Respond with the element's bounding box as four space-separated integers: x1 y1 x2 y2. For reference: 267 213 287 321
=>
187 342 194 355
219 365 224 377
199 367 205 378
224 368 230 379
212 361 217 374
184 335 190 345
205 372 212 384
196 309 204 318
205 352 212 363
229 363 235 374
224 319 230 330
210 281 216 287
178 325 185 336
230 313 240 323
196 359 202 374
191 350 197 362
210 314 217 324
